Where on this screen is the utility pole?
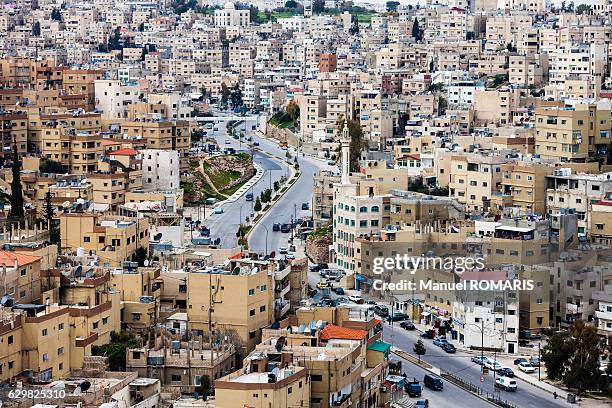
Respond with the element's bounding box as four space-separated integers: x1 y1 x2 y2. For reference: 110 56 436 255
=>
481 319 484 378
538 342 541 381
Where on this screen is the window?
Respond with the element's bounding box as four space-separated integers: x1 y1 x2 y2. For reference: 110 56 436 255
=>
260 285 267 291
42 328 48 336
371 206 380 212
93 321 99 329
58 347 64 356
536 298 543 304
249 331 256 339
171 374 182 382
43 353 49 362
58 323 64 331
132 313 141 321
311 374 323 381
248 288 255 296
288 386 292 394
83 236 90 243
507 328 516 334
260 305 266 312
250 309 255 316
8 335 13 345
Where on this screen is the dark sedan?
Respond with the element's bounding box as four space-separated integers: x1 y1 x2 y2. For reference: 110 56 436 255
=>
497 367 515 378
442 343 456 353
400 321 416 330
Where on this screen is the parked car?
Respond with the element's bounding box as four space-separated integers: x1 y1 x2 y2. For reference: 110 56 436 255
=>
495 377 517 392
348 295 364 304
421 329 436 339
253 141 259 146
214 207 224 214
389 312 409 322
224 139 230 144
423 374 444 391
513 357 529 366
245 193 253 201
497 368 515 378
334 287 345 295
529 356 540 367
272 223 281 232
280 223 291 233
442 343 456 353
405 379 422 397
279 246 288 254
301 202 309 210
374 305 389 318
309 263 327 272
518 362 536 373
472 356 490 365
316 281 331 289
415 400 429 408
336 297 349 304
327 160 336 165
400 321 416 330
433 337 450 347
484 360 502 371
285 253 295 259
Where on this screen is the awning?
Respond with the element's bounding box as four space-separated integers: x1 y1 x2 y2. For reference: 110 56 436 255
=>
421 311 431 316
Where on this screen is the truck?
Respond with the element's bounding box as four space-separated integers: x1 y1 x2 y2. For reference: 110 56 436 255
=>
405 378 422 397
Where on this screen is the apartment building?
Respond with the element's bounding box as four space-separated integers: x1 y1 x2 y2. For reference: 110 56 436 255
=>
141 149 180 191
0 112 27 157
186 260 275 352
490 161 552 216
121 119 190 166
0 251 42 304
59 212 150 267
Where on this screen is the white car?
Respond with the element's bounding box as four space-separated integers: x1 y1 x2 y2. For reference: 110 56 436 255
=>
518 362 536 373
279 247 288 254
495 377 517 392
348 295 363 303
285 253 295 259
484 360 502 371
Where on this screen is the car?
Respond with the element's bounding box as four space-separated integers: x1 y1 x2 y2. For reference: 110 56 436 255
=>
245 193 253 201
253 141 259 146
400 321 415 330
495 377 517 392
433 337 450 347
316 281 331 289
423 374 443 391
334 287 345 295
224 139 230 144
389 312 409 322
405 378 422 397
272 223 281 232
301 202 309 210
442 343 456 353
336 297 349 304
214 207 224 214
415 400 429 408
348 295 364 304
513 357 529 366
285 253 295 259
484 360 502 371
310 263 327 272
497 367 515 378
279 247 288 254
472 356 490 365
319 269 329 278
365 300 377 305
374 305 389 318
529 356 540 367
421 329 436 339
518 362 536 373
327 160 336 165
280 224 291 233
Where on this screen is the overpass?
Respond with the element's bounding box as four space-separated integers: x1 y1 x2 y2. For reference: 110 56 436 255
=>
194 115 259 123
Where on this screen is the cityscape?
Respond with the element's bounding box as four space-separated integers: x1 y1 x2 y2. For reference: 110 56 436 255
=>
0 0 610 407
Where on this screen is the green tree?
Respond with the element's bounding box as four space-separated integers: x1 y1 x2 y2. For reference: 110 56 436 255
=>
32 21 41 36
541 330 574 380
9 140 24 221
413 339 426 363
386 1 400 12
273 181 280 192
132 246 148 266
91 331 139 371
286 100 300 122
199 375 211 397
191 128 205 143
411 17 421 41
285 0 298 8
44 190 60 246
576 4 592 14
312 0 325 13
39 159 64 174
254 197 262 211
220 83 230 109
50 8 62 21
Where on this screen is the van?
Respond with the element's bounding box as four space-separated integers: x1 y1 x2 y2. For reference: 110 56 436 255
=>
423 375 443 391
495 377 517 392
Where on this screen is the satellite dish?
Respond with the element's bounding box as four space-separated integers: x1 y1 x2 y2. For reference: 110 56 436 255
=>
80 381 91 393
251 267 258 275
74 265 82 278
85 269 94 278
143 260 150 267
153 233 163 241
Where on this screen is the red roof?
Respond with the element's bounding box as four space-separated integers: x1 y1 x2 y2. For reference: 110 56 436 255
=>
228 252 242 260
320 324 368 341
112 148 139 156
0 251 41 267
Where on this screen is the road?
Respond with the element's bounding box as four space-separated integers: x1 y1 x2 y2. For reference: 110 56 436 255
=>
195 117 334 251
382 323 572 408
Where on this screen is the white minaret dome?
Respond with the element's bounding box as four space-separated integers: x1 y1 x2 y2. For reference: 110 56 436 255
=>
224 2 236 9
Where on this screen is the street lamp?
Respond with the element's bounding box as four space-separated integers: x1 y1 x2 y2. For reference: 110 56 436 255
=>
466 321 497 381
258 223 270 255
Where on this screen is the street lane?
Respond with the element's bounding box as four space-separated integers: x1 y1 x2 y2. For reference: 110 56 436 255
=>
382 323 572 408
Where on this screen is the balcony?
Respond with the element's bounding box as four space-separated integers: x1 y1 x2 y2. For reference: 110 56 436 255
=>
276 281 290 298
331 393 352 407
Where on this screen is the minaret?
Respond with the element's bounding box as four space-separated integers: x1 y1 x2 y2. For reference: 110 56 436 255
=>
341 121 350 185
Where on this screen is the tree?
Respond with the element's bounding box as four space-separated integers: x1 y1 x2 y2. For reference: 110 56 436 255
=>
9 140 24 221
92 331 139 371
191 128 205 143
312 0 325 13
108 27 122 51
438 96 448 115
50 8 62 21
337 117 365 173
576 4 592 14
286 100 300 122
220 83 230 109
254 197 262 211
411 17 421 41
32 21 41 36
542 320 605 394
413 339 426 363
132 246 148 267
285 0 298 8
39 159 64 174
44 191 60 246
386 1 400 12
273 181 280 192
199 375 211 397
230 83 243 110
567 1 575 11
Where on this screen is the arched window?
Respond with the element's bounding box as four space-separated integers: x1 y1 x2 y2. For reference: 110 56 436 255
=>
371 206 380 212
359 206 368 213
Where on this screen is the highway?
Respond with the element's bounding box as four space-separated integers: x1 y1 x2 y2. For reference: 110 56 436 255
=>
197 117 334 252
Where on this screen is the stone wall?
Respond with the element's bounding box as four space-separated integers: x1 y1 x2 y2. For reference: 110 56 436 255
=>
305 236 331 263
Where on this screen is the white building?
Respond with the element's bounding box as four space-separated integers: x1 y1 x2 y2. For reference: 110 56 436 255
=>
447 81 485 105
141 149 180 191
94 79 141 120
453 280 520 354
214 2 250 28
594 292 612 347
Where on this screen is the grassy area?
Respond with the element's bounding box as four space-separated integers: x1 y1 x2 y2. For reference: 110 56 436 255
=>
352 10 377 23
272 10 300 19
269 112 295 129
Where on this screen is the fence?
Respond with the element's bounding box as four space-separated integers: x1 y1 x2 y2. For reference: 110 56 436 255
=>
441 370 518 408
